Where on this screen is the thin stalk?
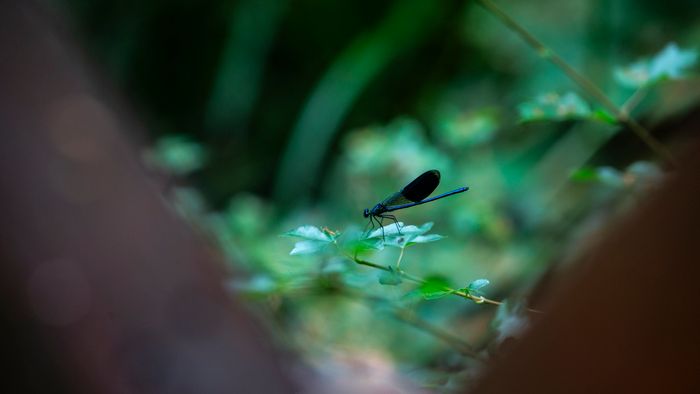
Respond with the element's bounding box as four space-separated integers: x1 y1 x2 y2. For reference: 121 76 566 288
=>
620 87 648 116
351 255 543 313
396 247 406 269
475 0 678 168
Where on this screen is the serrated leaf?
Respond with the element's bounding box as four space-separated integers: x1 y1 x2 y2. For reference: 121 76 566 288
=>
283 225 333 242
290 240 328 255
367 222 434 239
367 222 404 239
378 267 403 286
339 227 384 254
407 234 445 244
369 222 442 249
348 238 385 253
615 43 698 88
419 277 453 300
467 279 490 291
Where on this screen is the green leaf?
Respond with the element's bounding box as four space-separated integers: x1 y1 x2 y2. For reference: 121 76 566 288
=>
436 108 500 148
369 222 444 249
590 109 618 125
339 227 384 254
615 43 698 88
596 166 624 187
467 279 490 291
283 225 333 242
626 161 662 181
406 234 445 245
284 225 336 256
367 222 433 239
570 166 624 187
289 240 329 255
518 92 592 123
492 300 530 342
378 267 403 286
384 233 445 248
145 135 208 175
419 276 453 300
569 167 598 182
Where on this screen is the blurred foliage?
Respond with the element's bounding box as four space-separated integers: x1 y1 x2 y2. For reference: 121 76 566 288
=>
615 42 698 88
59 0 699 390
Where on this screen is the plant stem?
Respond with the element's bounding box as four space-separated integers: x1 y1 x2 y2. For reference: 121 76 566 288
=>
475 0 678 168
620 87 648 116
352 255 502 306
396 247 406 269
347 252 543 313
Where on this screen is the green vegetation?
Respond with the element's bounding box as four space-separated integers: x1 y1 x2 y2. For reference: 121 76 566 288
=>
61 0 698 389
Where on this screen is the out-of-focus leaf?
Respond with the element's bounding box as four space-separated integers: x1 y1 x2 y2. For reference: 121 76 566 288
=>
590 109 618 125
518 92 592 122
378 267 403 285
228 275 278 296
569 167 599 182
170 187 208 219
596 166 625 187
570 166 624 187
144 135 208 175
626 161 662 182
225 194 271 237
615 43 698 88
436 108 500 148
419 276 453 300
321 257 350 274
492 300 530 342
467 278 490 292
342 119 450 176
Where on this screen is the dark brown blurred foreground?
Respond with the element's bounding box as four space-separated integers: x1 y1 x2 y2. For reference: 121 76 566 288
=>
0 2 294 393
470 132 700 390
1 1 699 393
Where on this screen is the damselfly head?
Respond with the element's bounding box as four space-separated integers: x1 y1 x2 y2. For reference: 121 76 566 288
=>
363 208 370 218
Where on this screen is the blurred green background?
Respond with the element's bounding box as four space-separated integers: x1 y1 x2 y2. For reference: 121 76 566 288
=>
56 0 699 389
